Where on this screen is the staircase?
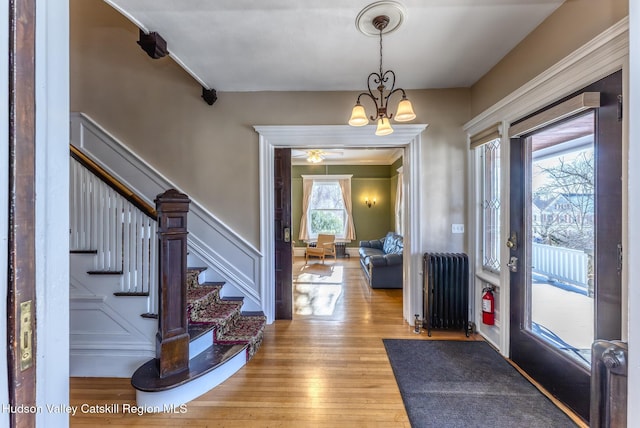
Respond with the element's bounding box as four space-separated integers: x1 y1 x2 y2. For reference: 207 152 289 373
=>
69 145 266 408
131 266 266 408
186 267 266 360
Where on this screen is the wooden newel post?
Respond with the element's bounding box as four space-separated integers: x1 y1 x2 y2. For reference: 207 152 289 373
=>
155 189 191 378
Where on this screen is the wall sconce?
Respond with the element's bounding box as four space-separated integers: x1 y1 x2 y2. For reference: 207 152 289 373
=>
365 197 376 208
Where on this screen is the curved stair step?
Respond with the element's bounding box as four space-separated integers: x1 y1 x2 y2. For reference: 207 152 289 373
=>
131 343 247 409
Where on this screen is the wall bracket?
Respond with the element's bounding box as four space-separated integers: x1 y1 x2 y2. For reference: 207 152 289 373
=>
137 29 168 59
202 87 218 106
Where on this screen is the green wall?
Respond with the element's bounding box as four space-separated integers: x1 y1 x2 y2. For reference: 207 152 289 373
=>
292 163 402 247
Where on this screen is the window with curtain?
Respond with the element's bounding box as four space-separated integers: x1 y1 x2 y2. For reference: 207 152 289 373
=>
299 175 356 241
479 139 501 273
309 180 346 237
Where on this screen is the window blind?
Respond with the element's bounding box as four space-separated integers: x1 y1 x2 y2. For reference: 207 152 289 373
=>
509 92 600 138
469 123 501 150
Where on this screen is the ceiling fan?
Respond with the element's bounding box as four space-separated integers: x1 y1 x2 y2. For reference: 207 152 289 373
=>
292 149 343 164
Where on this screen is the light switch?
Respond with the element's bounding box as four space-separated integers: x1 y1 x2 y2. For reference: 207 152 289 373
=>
452 224 464 234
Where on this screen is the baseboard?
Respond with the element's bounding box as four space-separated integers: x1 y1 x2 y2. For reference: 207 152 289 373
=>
70 350 154 378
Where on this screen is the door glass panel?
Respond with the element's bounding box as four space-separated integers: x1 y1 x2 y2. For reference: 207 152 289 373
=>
526 112 595 366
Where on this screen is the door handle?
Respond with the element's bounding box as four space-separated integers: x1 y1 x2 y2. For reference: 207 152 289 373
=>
506 232 517 249
507 256 518 272
283 227 291 243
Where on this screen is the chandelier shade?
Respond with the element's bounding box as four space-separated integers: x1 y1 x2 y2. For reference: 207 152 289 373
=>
395 98 417 122
375 117 393 136
348 103 369 127
348 8 416 136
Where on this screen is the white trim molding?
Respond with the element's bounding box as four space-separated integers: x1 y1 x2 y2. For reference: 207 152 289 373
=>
465 17 628 135
255 124 427 324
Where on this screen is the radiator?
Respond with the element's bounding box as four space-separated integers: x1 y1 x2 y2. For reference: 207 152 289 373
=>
423 253 469 336
591 340 627 428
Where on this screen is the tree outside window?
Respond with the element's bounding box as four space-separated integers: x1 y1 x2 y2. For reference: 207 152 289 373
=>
308 181 346 238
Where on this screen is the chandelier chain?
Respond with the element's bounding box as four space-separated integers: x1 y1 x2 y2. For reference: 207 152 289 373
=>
379 28 384 76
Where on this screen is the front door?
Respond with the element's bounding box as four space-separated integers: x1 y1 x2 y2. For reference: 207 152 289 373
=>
509 71 622 421
7 0 38 426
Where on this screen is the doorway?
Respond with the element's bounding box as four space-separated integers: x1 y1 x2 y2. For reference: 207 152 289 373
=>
256 124 427 323
509 71 622 421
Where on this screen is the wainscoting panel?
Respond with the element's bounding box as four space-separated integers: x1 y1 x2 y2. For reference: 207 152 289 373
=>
70 113 263 311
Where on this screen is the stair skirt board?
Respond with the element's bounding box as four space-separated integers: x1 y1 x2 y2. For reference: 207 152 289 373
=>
70 349 155 378
134 347 247 410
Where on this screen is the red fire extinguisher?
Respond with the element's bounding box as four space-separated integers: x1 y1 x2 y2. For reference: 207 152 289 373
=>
482 287 495 325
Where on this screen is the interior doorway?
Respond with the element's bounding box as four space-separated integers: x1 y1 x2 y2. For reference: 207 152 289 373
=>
288 148 405 319
256 124 427 324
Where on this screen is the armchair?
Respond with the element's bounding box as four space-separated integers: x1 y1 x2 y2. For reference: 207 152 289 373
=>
305 234 336 264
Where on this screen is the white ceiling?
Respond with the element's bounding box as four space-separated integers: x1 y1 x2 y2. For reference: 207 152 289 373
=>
104 0 565 92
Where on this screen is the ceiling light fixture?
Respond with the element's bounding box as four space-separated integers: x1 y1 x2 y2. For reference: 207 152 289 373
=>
349 3 416 136
306 150 325 163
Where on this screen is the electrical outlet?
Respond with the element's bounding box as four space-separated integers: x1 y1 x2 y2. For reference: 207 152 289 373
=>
451 224 464 234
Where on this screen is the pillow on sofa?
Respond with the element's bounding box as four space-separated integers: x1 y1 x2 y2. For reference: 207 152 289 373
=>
382 232 403 255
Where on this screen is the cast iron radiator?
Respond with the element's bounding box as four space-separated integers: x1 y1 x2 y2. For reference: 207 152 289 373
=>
591 340 627 428
423 253 470 336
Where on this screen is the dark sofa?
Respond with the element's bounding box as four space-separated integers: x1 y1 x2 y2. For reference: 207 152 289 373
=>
358 232 403 288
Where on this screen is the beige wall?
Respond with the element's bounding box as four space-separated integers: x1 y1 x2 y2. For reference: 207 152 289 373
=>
71 0 470 250
470 0 628 116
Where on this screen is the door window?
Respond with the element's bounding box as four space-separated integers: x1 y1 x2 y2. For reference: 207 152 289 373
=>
527 112 595 366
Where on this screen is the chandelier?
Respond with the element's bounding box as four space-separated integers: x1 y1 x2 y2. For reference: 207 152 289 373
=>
348 11 415 136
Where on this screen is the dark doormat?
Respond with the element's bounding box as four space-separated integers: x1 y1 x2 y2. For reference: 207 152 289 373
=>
383 339 578 428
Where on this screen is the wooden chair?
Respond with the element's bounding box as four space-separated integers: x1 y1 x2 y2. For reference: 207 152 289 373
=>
305 234 336 264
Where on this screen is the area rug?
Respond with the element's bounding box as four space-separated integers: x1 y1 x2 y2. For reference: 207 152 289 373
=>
383 339 577 428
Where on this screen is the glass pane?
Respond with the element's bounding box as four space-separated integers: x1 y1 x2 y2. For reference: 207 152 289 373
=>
310 209 345 235
308 182 346 237
526 112 595 366
482 139 501 272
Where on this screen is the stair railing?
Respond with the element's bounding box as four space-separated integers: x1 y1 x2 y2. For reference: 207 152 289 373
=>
70 145 158 315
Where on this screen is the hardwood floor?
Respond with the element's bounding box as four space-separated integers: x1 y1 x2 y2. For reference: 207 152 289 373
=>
69 257 478 427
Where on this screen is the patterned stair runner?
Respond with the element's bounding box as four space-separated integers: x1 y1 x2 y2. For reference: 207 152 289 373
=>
186 268 266 359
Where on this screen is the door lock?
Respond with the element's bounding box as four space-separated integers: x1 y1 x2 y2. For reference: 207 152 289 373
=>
507 256 518 273
283 227 291 243
506 232 518 249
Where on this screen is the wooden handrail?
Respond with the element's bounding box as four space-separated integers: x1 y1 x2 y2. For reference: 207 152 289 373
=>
70 145 156 219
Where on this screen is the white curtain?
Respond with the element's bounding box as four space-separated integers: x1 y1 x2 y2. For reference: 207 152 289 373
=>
395 167 404 236
338 178 356 241
298 178 314 240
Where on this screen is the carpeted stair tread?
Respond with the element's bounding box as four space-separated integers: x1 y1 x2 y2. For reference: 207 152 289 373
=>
187 283 222 301
189 300 242 332
185 266 265 362
215 313 267 359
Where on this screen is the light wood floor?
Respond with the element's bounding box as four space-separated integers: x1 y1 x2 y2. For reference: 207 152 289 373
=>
70 257 478 427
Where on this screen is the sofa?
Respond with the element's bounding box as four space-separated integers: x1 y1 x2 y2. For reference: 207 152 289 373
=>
358 232 403 288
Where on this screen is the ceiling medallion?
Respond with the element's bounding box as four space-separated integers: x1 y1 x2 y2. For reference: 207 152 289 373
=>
349 2 415 136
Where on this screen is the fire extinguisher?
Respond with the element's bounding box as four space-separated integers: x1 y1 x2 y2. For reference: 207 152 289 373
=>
481 286 495 325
